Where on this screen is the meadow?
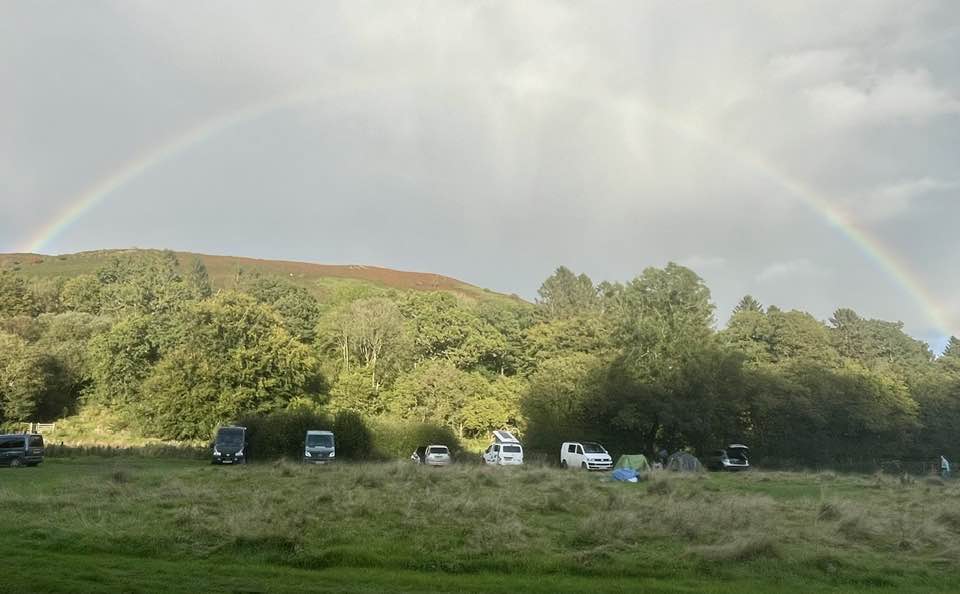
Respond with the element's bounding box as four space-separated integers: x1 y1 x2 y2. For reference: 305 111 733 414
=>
3 457 960 593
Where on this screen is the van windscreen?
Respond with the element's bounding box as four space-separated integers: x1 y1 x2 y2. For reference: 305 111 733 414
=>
216 428 244 446
307 434 334 448
29 436 43 447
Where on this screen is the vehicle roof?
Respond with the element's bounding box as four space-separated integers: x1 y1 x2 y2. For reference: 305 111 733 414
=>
0 433 38 438
306 430 334 435
727 444 749 449
218 426 246 430
492 430 520 443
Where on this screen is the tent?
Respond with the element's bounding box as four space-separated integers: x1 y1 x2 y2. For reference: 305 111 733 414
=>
666 451 703 472
614 454 651 473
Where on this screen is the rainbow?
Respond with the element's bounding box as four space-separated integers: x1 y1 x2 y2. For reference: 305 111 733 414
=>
21 88 333 255
19 82 955 337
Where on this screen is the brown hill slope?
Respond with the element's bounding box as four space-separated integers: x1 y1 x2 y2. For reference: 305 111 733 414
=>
0 249 520 303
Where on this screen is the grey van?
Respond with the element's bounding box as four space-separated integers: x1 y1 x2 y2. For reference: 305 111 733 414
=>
0 434 45 467
303 430 335 464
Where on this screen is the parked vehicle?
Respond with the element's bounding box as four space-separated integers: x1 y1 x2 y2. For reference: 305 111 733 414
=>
211 426 248 464
303 430 336 464
411 444 452 466
560 441 613 470
0 434 44 467
483 430 523 466
707 444 750 471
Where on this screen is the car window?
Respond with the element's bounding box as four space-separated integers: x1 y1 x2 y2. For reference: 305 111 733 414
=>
576 445 583 455
567 444 576 453
493 444 500 452
0 438 24 449
29 436 43 447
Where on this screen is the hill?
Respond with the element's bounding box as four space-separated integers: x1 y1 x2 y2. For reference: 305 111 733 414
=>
0 249 520 303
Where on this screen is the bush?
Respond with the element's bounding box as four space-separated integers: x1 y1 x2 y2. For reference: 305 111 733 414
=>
369 418 461 459
333 411 374 460
236 410 334 460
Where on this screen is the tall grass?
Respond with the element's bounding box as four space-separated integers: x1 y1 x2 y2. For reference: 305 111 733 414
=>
5 461 960 589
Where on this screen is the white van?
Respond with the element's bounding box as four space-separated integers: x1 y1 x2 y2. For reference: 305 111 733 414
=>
483 430 523 466
560 441 613 471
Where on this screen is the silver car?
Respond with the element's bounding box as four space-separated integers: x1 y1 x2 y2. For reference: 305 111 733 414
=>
411 445 452 466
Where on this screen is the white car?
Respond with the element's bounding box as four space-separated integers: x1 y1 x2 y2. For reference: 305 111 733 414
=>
483 430 524 465
411 444 452 466
560 441 613 471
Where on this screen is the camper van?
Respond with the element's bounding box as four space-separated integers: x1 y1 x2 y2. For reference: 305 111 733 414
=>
482 430 524 466
211 426 248 464
0 434 44 467
303 430 336 464
560 441 613 471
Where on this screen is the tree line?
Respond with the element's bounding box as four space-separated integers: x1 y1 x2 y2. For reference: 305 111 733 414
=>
1 250 958 466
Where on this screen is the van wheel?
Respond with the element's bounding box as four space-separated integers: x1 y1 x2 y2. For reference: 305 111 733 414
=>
10 457 23 468
561 460 567 469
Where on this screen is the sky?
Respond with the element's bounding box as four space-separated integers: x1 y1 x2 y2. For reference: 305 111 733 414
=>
1 1 958 351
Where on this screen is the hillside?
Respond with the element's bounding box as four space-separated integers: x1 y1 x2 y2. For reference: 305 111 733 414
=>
0 249 519 303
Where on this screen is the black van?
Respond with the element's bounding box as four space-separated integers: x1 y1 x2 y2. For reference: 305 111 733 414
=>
212 426 248 464
0 434 45 467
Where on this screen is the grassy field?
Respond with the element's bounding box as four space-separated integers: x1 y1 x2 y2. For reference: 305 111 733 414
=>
3 458 960 593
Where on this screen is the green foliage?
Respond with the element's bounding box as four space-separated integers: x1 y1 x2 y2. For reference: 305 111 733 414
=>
0 249 954 467
236 409 334 459
0 270 37 317
733 294 764 315
0 331 46 424
60 274 103 314
369 417 461 458
332 410 374 459
138 293 325 440
243 275 320 342
536 266 597 318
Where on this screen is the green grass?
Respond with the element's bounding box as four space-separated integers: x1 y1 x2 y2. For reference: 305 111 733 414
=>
3 459 960 593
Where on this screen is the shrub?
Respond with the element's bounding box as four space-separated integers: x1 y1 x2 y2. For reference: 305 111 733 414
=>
368 418 461 459
333 410 374 460
237 409 334 460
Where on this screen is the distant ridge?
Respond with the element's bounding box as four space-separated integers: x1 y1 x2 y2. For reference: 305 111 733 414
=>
0 249 520 303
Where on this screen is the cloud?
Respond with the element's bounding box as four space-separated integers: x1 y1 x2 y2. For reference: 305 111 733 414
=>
678 255 727 273
1 0 958 343
850 177 959 222
805 69 960 126
757 259 833 283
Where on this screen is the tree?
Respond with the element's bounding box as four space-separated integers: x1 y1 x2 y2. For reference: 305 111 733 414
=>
139 292 324 440
0 271 37 317
0 331 46 424
243 276 321 343
60 274 103 314
536 266 598 318
387 360 490 438
939 336 960 374
317 297 411 389
398 292 505 372
733 295 763 315
86 314 165 409
187 258 213 299
521 353 604 451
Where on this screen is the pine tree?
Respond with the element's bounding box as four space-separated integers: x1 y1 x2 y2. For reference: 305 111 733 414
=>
733 295 763 314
